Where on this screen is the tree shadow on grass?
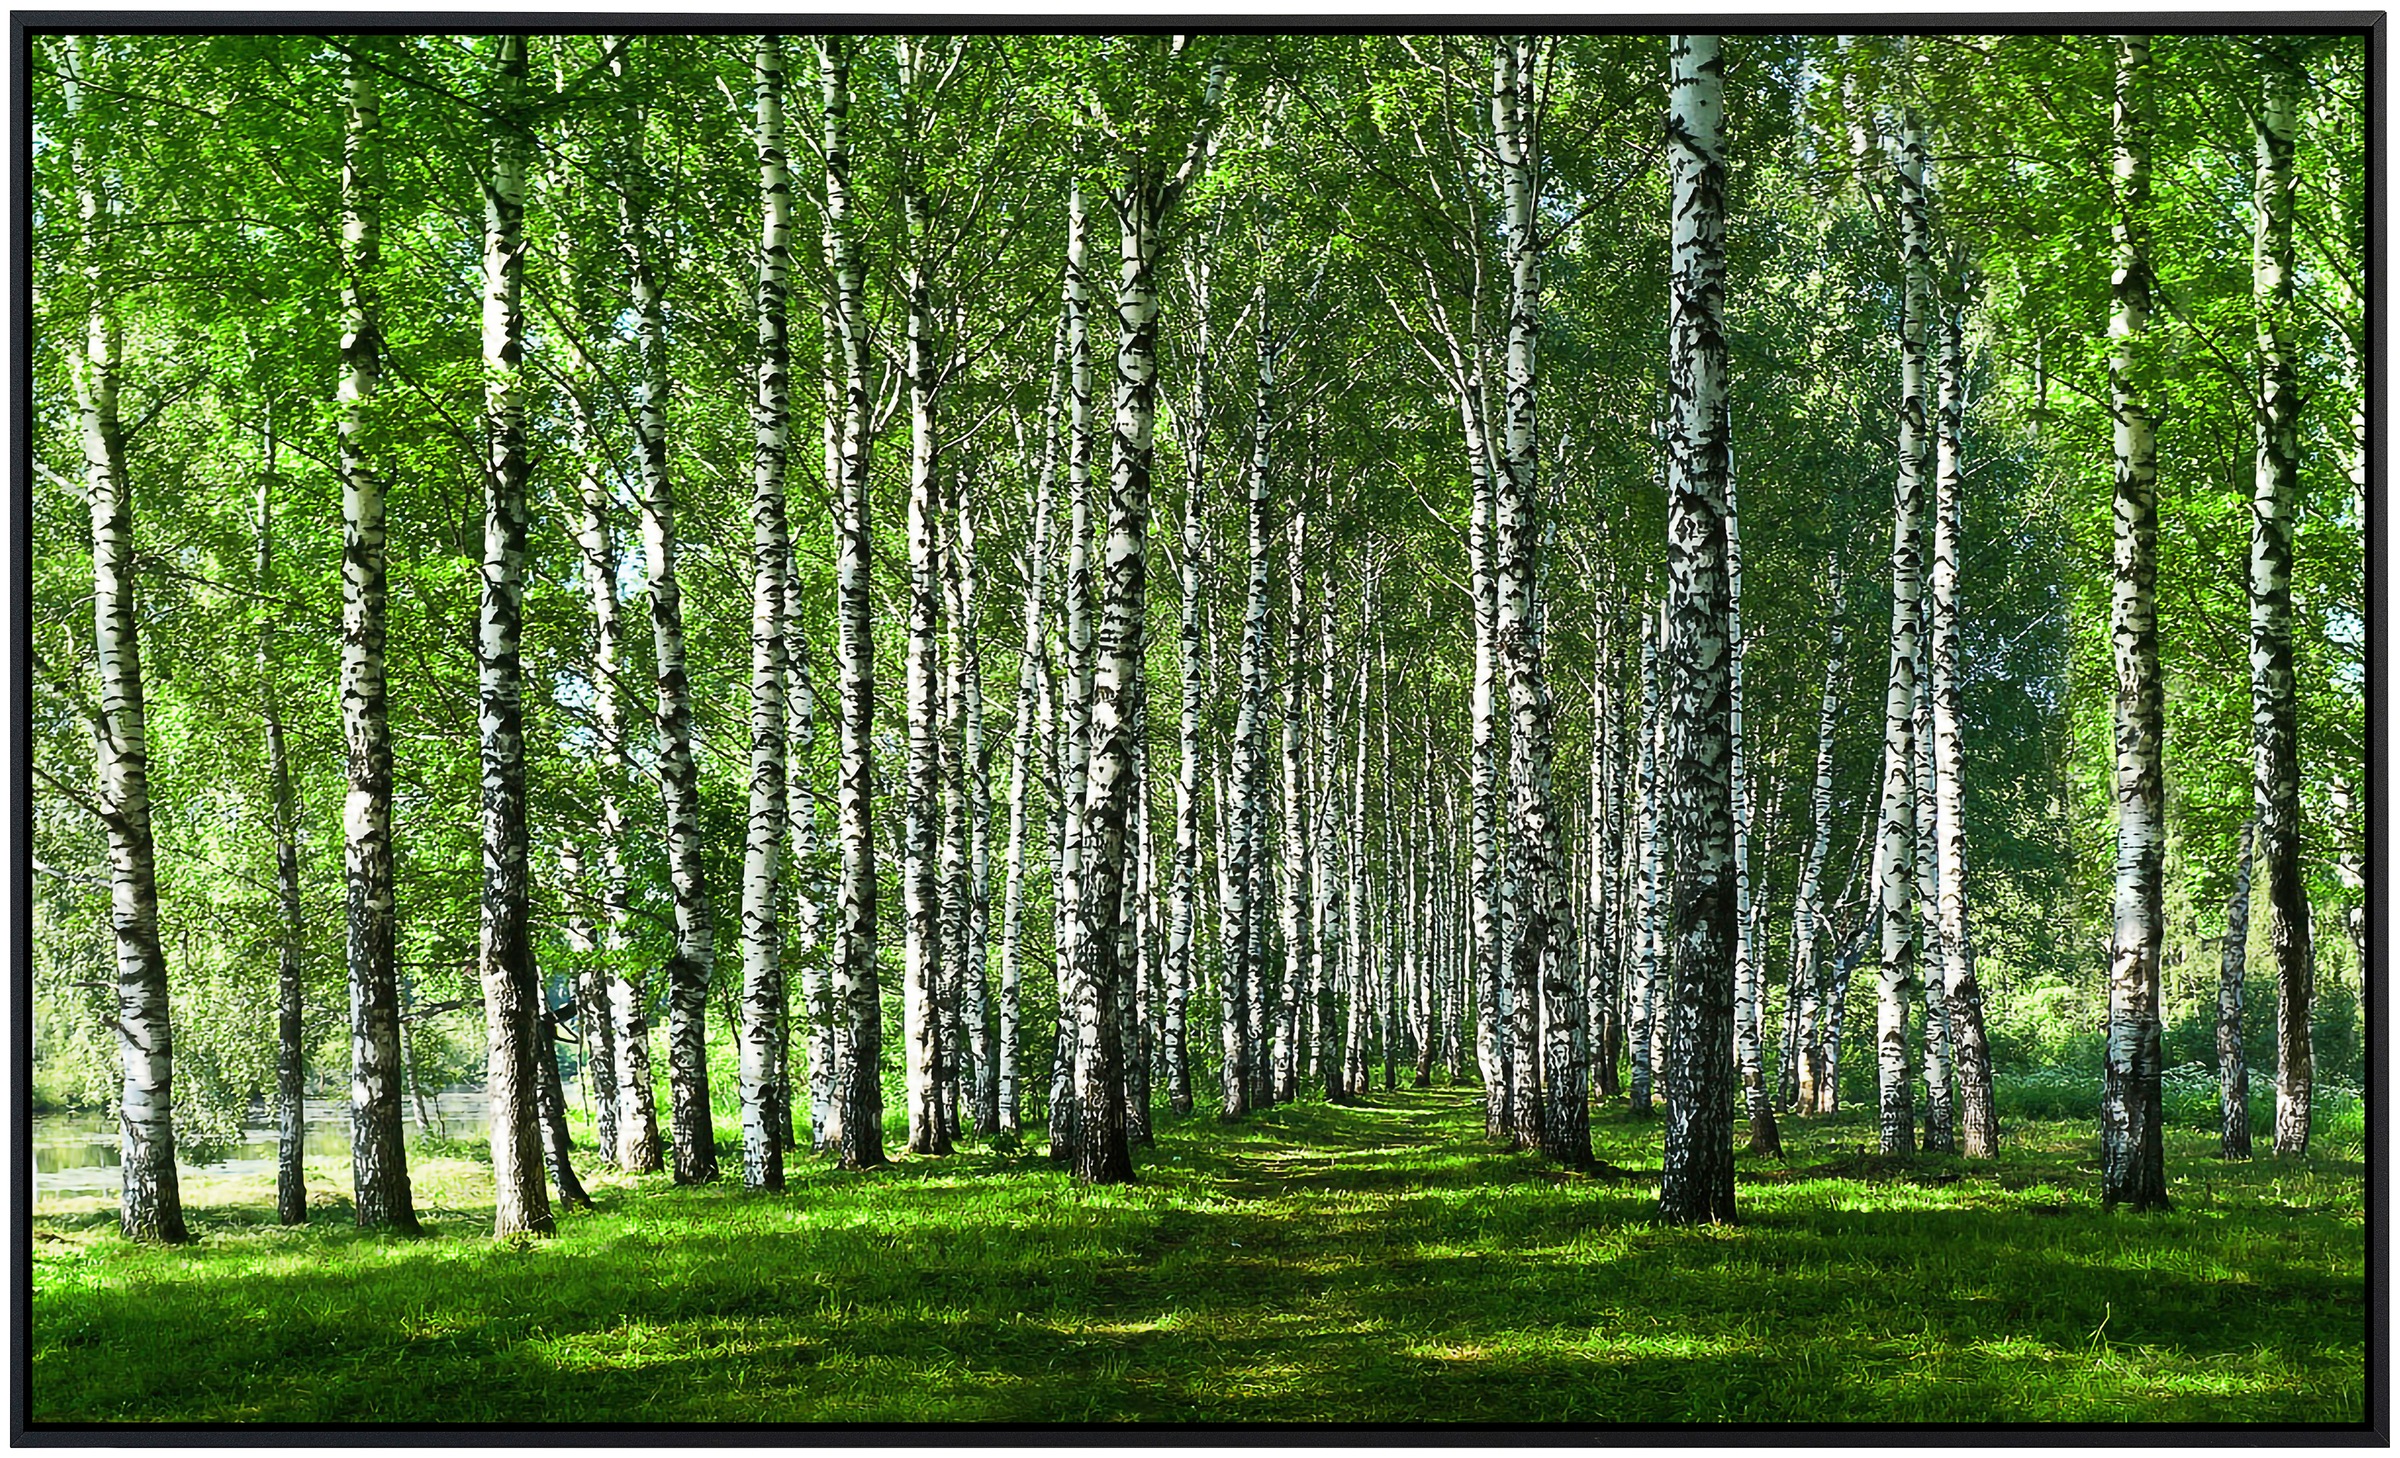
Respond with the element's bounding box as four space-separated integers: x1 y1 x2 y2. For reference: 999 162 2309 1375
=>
26 1086 2366 1425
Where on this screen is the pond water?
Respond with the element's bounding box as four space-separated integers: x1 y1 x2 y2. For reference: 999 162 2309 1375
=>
31 1089 493 1200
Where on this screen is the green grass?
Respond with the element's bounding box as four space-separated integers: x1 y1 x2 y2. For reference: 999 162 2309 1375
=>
29 1086 2366 1425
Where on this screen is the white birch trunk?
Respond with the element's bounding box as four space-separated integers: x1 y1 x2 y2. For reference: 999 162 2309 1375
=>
819 34 885 1168
332 38 416 1230
998 321 1065 1139
1872 105 1929 1159
1224 281 1276 1122
2218 820 2255 1159
71 35 186 1243
1659 32 1737 1224
1933 283 1997 1157
1727 453 1778 1156
255 433 306 1227
1316 573 1346 1099
612 36 717 1185
1793 563 1843 1117
898 37 951 1158
2101 33 2169 1209
1630 598 1663 1116
738 34 794 1191
1275 511 1313 1104
478 33 552 1237
2251 42 2312 1161
1166 252 1211 1116
1052 167 1097 1158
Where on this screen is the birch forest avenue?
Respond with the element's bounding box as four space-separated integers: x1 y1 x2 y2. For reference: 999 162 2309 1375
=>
26 23 2370 1429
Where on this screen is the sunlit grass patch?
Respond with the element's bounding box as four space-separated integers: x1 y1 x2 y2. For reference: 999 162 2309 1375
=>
28 1082 2364 1425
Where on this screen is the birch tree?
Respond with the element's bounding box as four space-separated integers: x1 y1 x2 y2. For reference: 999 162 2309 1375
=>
563 287 652 1172
998 322 1065 1140
2250 39 2312 1161
1628 598 1662 1116
1490 35 1561 1156
66 36 186 1244
2218 820 2255 1159
613 35 716 1185
1933 280 1997 1158
1223 279 1275 1124
1275 510 1314 1105
897 35 954 1159
2100 32 2169 1212
476 31 552 1238
334 37 415 1232
1657 31 1737 1225
738 33 794 1190
1871 105 1930 1159
1071 39 1225 1182
1727 460 1777 1156
1051 164 1098 1159
820 32 885 1170
1792 563 1843 1117
1165 245 1212 1117
255 436 305 1226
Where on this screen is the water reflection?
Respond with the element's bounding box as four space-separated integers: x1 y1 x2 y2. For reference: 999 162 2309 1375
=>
31 1089 492 1197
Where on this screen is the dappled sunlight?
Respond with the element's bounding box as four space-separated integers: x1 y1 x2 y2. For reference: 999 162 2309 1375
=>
29 1085 2363 1424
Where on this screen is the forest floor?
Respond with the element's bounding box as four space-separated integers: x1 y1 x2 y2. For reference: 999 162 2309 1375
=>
26 1083 2367 1427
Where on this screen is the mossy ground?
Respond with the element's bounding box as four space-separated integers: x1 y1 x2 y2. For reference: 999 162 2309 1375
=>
28 1084 2366 1425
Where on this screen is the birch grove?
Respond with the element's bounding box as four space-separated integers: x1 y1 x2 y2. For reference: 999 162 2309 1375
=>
27 30 2365 1240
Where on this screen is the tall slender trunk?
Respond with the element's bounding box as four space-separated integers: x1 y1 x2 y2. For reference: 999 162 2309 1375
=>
1933 283 1997 1157
1906 224 1953 1150
613 37 716 1185
1123 689 1154 1144
939 580 967 1142
1464 376 1508 1138
819 34 885 1169
566 327 648 1171
72 37 184 1245
533 987 594 1212
333 37 415 1233
1727 457 1777 1157
1491 35 1559 1155
478 33 552 1238
1052 167 1098 1159
1584 618 1622 1098
2219 820 2256 1159
961 454 996 1138
1418 726 1443 1088
1223 281 1277 1123
1658 32 1736 1225
1378 635 1404 1095
1073 153 1182 1186
2101 33 2169 1211
1912 602 1953 1153
1275 512 1314 1104
1343 644 1374 1098
788 537 831 1150
898 38 951 1159
1873 105 1930 1159
1314 571 1346 1100
1794 565 1843 1117
1629 599 1662 1116
255 420 307 1227
548 65 626 1176
1582 614 1613 1103
738 34 794 1191
999 322 1065 1139
2251 41 2312 1161
1167 257 1210 1117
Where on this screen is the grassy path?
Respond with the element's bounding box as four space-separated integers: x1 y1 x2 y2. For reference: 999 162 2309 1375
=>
28 1084 2366 1425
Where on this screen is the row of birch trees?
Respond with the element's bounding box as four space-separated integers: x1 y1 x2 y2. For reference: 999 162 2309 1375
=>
31 29 2365 1241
